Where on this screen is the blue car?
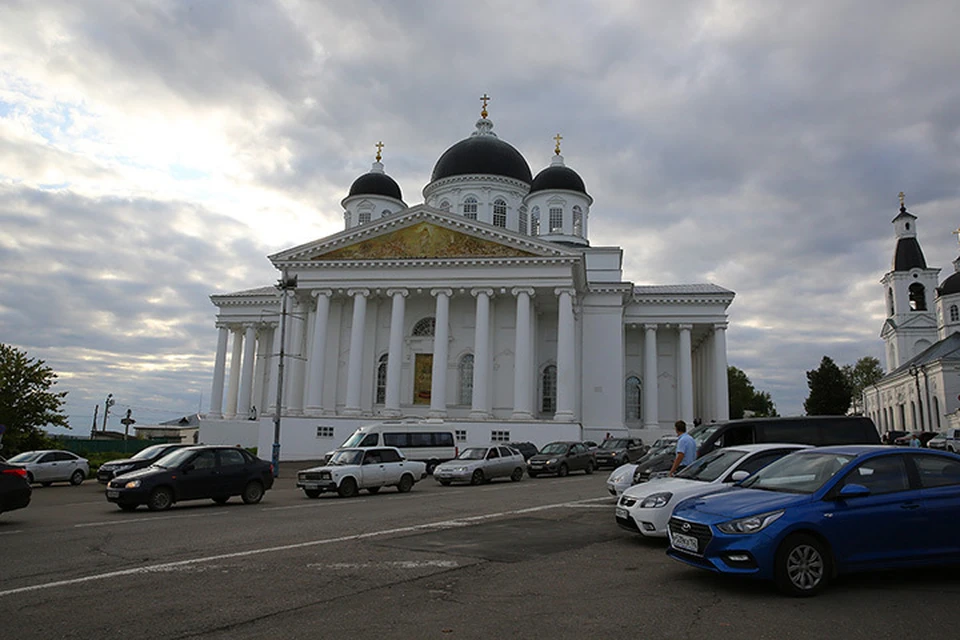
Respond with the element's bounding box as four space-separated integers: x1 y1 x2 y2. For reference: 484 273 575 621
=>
666 445 960 596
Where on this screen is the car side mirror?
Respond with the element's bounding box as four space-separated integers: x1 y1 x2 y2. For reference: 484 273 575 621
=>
182 463 195 473
729 470 750 483
838 484 870 499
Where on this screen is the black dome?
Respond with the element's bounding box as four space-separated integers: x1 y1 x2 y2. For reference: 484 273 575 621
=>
894 237 927 271
348 172 402 201
529 165 587 195
938 272 960 297
431 136 532 183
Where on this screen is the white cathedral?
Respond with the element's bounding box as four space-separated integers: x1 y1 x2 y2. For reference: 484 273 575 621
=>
863 196 960 434
201 100 735 459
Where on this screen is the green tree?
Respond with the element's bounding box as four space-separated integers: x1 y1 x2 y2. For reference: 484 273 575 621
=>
804 356 852 415
728 366 778 419
0 344 69 454
841 356 884 415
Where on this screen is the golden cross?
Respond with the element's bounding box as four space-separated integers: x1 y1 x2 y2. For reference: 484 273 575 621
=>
554 133 563 155
375 141 384 162
898 191 905 208
480 93 490 118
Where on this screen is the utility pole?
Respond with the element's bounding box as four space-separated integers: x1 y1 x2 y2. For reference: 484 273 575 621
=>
120 408 136 441
102 393 115 432
272 271 297 478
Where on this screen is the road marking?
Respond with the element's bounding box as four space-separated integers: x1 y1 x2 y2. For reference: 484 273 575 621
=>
565 504 614 509
0 496 608 597
0 530 24 536
74 512 228 528
311 560 460 570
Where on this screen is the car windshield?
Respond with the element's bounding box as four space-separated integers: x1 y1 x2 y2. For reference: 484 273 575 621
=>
457 448 488 460
7 452 42 463
740 452 854 494
675 449 748 482
340 431 370 448
648 437 676 453
690 425 719 447
599 439 629 450
154 448 198 468
328 450 364 466
540 443 569 455
131 445 169 461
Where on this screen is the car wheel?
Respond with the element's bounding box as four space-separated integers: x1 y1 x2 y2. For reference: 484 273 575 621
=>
41 482 52 487
585 462 594 475
397 474 414 493
241 480 264 504
439 480 452 486
304 489 321 499
148 487 174 511
367 486 381 494
470 469 484 485
558 463 569 477
118 503 138 512
212 496 230 505
775 533 832 597
70 470 85 486
337 477 358 498
510 467 524 482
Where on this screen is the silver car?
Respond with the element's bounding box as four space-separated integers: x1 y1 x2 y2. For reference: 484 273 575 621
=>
6 450 90 486
434 446 526 485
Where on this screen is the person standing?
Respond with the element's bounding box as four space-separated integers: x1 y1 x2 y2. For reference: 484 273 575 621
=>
669 420 697 476
909 433 921 447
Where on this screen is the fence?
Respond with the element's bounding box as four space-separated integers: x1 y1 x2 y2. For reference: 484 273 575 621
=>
53 437 180 455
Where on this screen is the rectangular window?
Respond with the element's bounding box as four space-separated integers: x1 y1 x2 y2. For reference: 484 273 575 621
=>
455 429 467 442
549 207 563 233
491 430 510 442
316 426 335 438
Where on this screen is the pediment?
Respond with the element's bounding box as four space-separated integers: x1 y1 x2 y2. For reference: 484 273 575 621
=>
898 313 937 329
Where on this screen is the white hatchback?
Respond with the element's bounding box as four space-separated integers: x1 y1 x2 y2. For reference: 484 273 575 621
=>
615 443 810 537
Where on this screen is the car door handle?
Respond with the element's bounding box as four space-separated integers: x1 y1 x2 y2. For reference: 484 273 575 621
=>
900 503 921 510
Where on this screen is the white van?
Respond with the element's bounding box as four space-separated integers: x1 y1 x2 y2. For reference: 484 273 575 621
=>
333 419 458 474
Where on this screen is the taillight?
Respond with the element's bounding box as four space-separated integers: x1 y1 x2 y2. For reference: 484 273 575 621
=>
455 446 459 458
2 468 28 479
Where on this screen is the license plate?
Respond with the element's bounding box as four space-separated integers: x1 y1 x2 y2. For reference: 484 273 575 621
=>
106 490 119 498
303 483 318 490
672 532 699 553
615 507 628 519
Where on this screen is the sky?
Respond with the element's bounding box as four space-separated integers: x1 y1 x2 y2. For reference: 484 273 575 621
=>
2 0 960 433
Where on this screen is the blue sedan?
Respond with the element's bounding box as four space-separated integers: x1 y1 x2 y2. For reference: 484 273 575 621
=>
666 445 960 596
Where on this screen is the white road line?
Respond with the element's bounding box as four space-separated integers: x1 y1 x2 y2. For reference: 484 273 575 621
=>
0 530 24 536
74 512 228 528
0 496 608 598
565 503 615 509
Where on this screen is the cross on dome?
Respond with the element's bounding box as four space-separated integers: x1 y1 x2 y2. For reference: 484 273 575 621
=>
375 141 384 162
554 133 563 155
480 93 490 118
899 191 906 210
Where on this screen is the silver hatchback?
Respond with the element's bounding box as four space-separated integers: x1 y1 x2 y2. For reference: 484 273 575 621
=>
434 446 526 485
6 450 90 486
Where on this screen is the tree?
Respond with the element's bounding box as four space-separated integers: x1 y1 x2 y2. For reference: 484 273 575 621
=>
728 366 778 419
804 356 852 415
841 356 884 415
0 344 69 454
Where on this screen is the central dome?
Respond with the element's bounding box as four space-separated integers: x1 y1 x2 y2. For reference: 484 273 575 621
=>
431 134 532 184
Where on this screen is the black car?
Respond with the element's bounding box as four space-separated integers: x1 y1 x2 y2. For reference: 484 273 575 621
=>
1 459 32 516
97 443 194 483
527 441 595 477
105 445 274 511
506 442 539 461
593 437 646 468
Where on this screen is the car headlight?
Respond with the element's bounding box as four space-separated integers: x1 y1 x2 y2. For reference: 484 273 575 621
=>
545 458 558 465
123 479 141 489
717 510 785 534
619 496 638 507
639 492 672 508
453 466 467 473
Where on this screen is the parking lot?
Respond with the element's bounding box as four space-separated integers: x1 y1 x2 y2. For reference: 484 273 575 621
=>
1 466 958 639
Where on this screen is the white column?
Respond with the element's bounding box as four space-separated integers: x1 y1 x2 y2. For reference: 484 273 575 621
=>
429 288 452 418
305 290 332 415
209 325 229 418
511 287 535 419
713 323 730 421
384 288 407 417
469 288 493 419
678 324 694 425
554 288 576 421
643 323 659 429
237 324 257 419
252 324 272 418
286 296 305 416
343 289 369 416
225 327 243 419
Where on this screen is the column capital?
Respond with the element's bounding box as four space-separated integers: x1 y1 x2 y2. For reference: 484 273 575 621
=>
311 289 333 299
242 322 256 331
470 287 494 298
713 322 728 331
643 323 659 331
554 287 577 298
386 288 409 298
431 288 453 298
215 322 229 330
347 288 370 298
511 286 535 297
678 323 693 331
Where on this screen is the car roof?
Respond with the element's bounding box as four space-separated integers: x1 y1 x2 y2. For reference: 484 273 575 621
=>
722 443 813 453
792 445 904 456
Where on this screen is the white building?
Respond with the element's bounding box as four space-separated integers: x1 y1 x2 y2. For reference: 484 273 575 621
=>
202 103 735 459
864 197 960 434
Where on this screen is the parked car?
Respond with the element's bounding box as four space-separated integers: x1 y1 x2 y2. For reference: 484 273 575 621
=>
881 430 909 444
893 431 938 447
527 442 594 477
6 450 90 486
1 459 32 516
606 436 678 496
97 443 194 483
505 441 539 461
594 438 646 468
434 446 526 485
331 420 457 474
105 445 273 511
616 444 810 537
666 446 960 596
926 428 960 452
297 447 427 498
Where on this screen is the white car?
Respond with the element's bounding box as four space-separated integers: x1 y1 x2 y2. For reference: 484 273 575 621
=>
6 450 90 486
296 447 427 498
615 443 810 537
605 435 677 496
434 445 526 485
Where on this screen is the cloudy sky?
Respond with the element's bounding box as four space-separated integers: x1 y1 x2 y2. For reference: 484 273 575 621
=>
2 0 959 433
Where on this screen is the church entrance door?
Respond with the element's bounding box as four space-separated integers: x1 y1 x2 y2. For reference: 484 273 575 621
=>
414 354 433 404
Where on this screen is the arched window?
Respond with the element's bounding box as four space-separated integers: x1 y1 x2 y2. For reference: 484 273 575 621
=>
518 206 528 235
531 206 541 235
573 205 583 236
458 354 474 405
887 288 894 315
909 283 926 310
439 200 451 212
376 354 388 404
625 376 641 421
381 209 391 218
541 365 557 414
549 207 563 233
950 305 958 322
463 197 478 220
412 317 436 337
493 199 507 227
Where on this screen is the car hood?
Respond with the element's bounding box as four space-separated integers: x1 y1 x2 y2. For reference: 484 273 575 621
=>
112 465 169 481
635 451 674 472
606 463 637 480
674 488 810 521
101 458 136 468
299 464 358 474
596 448 627 455
623 477 715 500
529 454 563 463
436 459 482 470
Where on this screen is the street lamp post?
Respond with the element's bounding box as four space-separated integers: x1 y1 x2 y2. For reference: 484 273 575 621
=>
101 394 115 432
909 365 923 431
272 272 298 477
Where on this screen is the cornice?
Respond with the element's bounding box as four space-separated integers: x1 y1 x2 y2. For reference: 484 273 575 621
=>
423 174 531 198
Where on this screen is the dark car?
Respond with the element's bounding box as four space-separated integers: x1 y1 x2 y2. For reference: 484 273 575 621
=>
527 441 594 477
594 437 646 468
97 443 194 483
506 442 539 461
105 445 274 511
893 432 938 447
881 430 909 445
1 459 32 516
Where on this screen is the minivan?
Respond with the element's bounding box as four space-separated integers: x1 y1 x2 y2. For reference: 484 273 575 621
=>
330 419 457 474
633 416 879 483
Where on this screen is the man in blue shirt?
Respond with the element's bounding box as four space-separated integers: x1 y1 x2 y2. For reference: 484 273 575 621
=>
669 420 697 476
